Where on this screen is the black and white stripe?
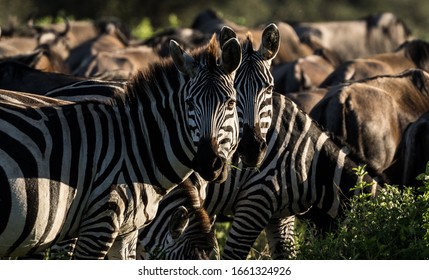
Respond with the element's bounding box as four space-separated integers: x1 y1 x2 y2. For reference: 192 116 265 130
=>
130 25 281 259
202 92 382 259
226 23 280 167
137 172 214 260
0 36 242 259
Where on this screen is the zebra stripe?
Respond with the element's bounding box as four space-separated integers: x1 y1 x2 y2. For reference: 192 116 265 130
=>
137 173 214 260
200 92 383 260
3 25 278 260
0 36 242 259
229 23 280 168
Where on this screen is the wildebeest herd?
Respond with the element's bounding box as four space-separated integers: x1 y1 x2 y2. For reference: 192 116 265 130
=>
0 8 427 260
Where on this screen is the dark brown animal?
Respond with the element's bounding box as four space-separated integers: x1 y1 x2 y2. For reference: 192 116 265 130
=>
75 46 161 80
320 39 429 88
384 110 429 186
0 45 70 74
66 22 129 75
310 69 429 173
273 48 340 94
286 88 328 114
191 9 312 64
289 12 413 62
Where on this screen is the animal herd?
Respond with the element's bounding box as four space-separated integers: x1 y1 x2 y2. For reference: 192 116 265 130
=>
0 8 427 260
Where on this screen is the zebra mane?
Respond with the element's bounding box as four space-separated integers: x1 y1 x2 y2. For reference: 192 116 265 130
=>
177 175 214 230
124 36 221 103
243 32 255 55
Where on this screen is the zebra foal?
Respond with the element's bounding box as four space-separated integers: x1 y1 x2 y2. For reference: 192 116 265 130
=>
0 34 242 259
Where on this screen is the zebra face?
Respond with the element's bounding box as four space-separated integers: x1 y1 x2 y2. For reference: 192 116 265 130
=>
185 71 240 183
221 24 280 168
170 35 242 183
235 51 274 168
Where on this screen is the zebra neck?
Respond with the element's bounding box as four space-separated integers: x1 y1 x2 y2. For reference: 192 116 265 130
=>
122 71 196 189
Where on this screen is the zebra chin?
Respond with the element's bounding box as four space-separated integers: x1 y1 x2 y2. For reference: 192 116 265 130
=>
237 124 268 167
192 137 229 183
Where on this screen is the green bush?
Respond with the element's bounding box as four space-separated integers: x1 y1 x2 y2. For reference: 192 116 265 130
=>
295 165 429 260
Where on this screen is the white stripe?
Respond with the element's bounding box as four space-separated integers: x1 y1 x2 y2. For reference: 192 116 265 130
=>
290 114 312 214
310 133 329 204
327 146 349 218
300 138 312 207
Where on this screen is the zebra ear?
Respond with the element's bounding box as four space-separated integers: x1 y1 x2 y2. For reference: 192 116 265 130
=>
170 40 198 77
220 37 242 75
219 26 237 48
168 206 190 240
259 23 280 61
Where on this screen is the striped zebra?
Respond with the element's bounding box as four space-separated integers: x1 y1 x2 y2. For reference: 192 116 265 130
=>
220 23 279 167
200 91 383 260
137 172 215 259
134 24 281 259
0 23 280 260
0 35 242 259
45 173 214 260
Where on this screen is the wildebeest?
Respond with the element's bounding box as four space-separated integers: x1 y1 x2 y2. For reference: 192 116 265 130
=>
272 48 341 94
65 20 129 75
72 45 160 80
320 39 429 88
191 9 313 64
286 88 329 114
0 45 70 74
310 69 429 173
142 27 211 57
384 110 429 186
288 12 413 62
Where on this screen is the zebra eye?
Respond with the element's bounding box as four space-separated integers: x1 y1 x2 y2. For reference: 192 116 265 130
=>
226 99 236 110
186 99 195 110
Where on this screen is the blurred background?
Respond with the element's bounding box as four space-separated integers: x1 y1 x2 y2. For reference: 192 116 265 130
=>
1 0 428 39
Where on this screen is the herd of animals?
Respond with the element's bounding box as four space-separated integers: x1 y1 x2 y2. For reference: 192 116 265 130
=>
0 8 428 260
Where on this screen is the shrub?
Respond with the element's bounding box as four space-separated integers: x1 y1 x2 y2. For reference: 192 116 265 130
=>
295 165 429 260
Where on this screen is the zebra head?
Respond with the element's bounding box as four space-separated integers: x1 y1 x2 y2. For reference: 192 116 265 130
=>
220 23 280 168
170 35 242 183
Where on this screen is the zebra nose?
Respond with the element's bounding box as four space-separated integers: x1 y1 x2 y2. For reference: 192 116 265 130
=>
192 137 226 182
238 124 268 167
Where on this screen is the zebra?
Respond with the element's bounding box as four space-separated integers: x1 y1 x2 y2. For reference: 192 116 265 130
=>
134 24 281 259
200 91 384 260
0 23 280 260
45 173 215 260
220 23 280 168
0 34 242 259
137 172 215 260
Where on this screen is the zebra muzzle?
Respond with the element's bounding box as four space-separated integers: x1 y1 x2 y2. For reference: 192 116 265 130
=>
238 123 267 167
192 137 227 183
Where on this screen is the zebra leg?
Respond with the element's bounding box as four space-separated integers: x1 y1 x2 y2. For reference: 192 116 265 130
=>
49 238 77 259
106 230 138 260
72 197 122 259
265 216 296 259
221 208 271 260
